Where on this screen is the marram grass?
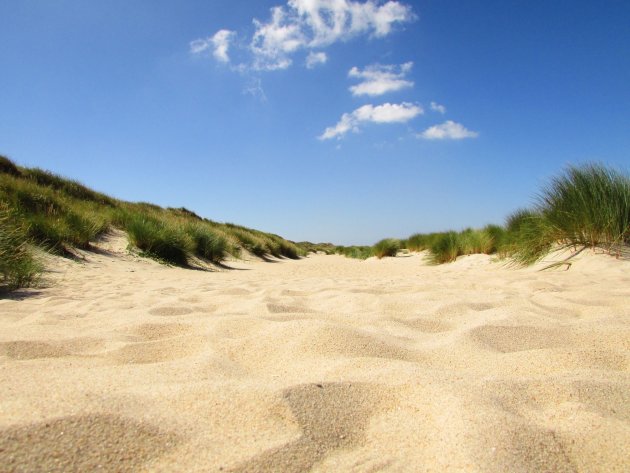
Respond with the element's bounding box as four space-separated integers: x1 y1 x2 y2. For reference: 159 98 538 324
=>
507 164 630 264
0 205 41 291
373 238 401 259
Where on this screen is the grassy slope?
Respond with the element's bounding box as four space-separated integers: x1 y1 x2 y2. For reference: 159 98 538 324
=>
0 156 304 290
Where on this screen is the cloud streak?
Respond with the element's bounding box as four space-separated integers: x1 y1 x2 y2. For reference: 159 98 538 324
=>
348 62 414 96
430 101 446 114
320 102 423 140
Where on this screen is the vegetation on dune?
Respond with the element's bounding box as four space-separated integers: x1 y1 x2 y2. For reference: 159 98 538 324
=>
297 242 336 255
2 155 626 290
506 164 630 264
399 163 629 265
0 204 41 291
334 245 374 260
373 238 401 259
0 155 305 290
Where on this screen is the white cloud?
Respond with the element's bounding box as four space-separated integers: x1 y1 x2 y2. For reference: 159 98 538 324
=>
419 120 478 140
190 29 235 63
306 51 328 68
251 6 306 70
288 0 413 46
348 62 413 96
320 102 423 140
193 1 414 71
211 30 235 62
430 101 446 114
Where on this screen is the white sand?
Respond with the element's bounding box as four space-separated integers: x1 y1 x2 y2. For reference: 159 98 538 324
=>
1 231 629 472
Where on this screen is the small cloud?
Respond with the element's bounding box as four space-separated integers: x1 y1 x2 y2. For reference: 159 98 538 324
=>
320 102 423 140
190 29 235 63
305 51 327 68
430 101 446 114
419 120 478 140
349 62 414 96
211 30 235 63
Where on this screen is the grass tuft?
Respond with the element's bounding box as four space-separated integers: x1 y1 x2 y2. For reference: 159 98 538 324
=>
0 155 21 177
0 205 41 290
125 214 192 266
186 223 228 264
373 238 401 259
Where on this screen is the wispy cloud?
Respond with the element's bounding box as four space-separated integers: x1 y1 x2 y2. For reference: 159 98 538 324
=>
430 101 446 114
305 51 327 69
192 1 414 71
189 29 235 63
320 102 423 140
348 62 413 96
419 120 478 140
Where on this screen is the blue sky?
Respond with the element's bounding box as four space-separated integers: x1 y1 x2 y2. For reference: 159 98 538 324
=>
1 1 629 245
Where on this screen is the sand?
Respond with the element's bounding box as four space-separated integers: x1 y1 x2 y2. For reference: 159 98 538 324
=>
1 231 629 472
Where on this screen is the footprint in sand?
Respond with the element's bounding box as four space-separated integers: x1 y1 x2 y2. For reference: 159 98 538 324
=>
433 302 497 318
309 327 417 362
397 317 453 333
0 415 178 473
230 383 379 473
469 325 565 353
0 341 70 360
0 338 105 360
148 306 194 317
266 303 313 314
131 323 193 341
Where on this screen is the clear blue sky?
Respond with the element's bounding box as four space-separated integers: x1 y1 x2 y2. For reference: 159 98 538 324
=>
1 1 629 245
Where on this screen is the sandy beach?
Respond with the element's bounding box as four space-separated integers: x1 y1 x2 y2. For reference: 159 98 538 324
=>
1 232 629 472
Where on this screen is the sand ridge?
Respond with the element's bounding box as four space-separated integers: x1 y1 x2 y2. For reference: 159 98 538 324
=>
0 234 629 472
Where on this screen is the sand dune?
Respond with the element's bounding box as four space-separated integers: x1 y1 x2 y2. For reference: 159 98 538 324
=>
1 233 629 472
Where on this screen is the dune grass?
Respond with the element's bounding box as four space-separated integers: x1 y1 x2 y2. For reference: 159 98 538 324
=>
428 231 461 264
335 245 374 260
402 164 630 265
0 156 304 288
0 204 41 291
506 164 630 264
373 238 401 259
2 156 626 283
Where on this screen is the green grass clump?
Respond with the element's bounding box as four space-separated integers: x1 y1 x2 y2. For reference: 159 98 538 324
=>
539 164 630 249
428 231 460 264
405 233 432 252
1 175 111 252
334 245 373 260
373 238 401 259
186 223 228 264
503 209 553 265
125 214 192 266
458 228 494 255
0 155 21 177
0 205 41 290
482 224 508 255
22 167 116 206
505 164 629 264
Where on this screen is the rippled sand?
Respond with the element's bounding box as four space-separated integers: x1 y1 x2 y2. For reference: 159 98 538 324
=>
1 232 629 472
